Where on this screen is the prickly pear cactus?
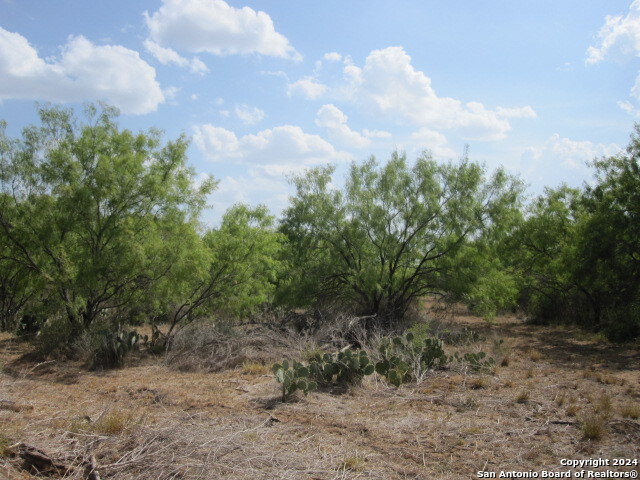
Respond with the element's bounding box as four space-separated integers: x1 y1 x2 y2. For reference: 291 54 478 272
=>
272 360 317 402
455 351 495 373
375 331 450 386
419 337 448 370
307 350 375 386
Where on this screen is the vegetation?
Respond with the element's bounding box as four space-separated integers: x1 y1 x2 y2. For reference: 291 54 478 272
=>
278 153 523 326
272 359 317 402
0 103 638 377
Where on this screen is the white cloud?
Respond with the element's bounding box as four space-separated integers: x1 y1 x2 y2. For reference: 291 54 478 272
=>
287 76 327 100
323 52 342 62
363 129 392 138
193 124 352 175
587 0 640 64
522 134 622 173
235 104 265 125
143 39 208 74
260 70 289 80
163 85 181 100
205 173 292 225
410 128 457 158
315 104 371 148
144 0 302 61
495 106 537 119
336 47 535 141
618 99 640 115
0 28 164 114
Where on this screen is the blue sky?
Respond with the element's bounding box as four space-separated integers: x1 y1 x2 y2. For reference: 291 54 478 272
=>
0 0 637 224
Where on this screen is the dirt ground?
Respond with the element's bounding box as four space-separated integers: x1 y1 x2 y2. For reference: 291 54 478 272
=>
1 310 639 480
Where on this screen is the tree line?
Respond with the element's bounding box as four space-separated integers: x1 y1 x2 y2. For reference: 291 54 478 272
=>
0 104 637 356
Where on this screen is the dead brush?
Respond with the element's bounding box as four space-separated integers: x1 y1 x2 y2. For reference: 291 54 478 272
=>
165 321 294 372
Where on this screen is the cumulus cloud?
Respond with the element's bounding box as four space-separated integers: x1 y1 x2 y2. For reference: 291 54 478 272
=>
193 123 352 175
235 104 265 125
322 52 343 62
495 106 537 119
0 28 164 114
335 47 535 141
523 134 622 173
618 99 640 115
205 173 292 225
143 39 208 74
144 0 301 61
586 2 640 116
362 129 392 138
587 0 640 64
315 104 371 148
287 76 328 100
410 128 457 159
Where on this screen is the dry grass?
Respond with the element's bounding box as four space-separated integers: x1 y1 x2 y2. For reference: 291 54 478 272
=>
620 403 640 419
469 376 489 390
527 348 544 362
580 412 607 440
1 309 639 480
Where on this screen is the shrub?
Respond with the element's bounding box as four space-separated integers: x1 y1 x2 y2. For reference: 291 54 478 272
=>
36 315 76 358
89 326 142 369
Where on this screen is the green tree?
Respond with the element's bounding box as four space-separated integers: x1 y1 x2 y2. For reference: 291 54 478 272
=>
510 186 591 324
279 151 523 327
511 126 640 340
0 104 215 338
160 203 285 337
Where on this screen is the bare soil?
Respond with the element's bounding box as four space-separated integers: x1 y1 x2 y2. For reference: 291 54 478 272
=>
1 311 639 480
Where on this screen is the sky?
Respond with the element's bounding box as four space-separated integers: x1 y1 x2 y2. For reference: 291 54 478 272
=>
0 0 638 225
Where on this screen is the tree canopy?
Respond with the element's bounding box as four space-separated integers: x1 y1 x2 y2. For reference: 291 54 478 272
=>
279 152 524 326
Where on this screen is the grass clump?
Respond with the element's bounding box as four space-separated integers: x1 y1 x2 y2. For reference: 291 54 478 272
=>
455 395 478 412
516 390 530 404
241 361 269 375
566 403 580 417
580 412 607 440
527 349 543 362
594 393 613 415
470 376 489 390
0 433 12 457
69 410 138 436
339 454 366 472
620 404 640 419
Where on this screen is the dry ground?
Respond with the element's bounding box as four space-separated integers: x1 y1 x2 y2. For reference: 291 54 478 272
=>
1 310 639 480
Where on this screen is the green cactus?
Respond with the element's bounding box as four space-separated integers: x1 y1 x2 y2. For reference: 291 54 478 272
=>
456 351 495 373
420 337 448 370
375 331 450 386
272 360 317 402
92 327 141 369
307 349 375 386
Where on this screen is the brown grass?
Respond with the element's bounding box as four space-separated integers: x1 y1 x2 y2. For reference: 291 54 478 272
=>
1 308 639 479
580 412 607 440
